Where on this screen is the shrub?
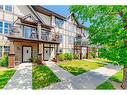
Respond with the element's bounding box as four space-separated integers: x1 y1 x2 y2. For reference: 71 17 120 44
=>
58 54 65 61
0 54 8 67
29 57 38 63
74 54 79 59
64 53 73 60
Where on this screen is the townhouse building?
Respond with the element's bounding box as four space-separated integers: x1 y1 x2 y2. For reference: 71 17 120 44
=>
0 5 88 68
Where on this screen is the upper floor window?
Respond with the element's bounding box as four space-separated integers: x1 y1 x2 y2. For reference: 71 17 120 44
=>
4 22 12 34
69 36 74 44
5 5 12 12
0 5 3 10
69 24 76 32
59 34 63 43
0 21 3 34
55 18 64 28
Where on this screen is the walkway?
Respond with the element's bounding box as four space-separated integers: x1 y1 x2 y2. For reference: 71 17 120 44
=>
45 61 74 81
4 63 32 90
44 64 122 90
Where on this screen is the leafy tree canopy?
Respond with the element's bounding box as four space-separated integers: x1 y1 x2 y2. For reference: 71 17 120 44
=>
70 6 127 67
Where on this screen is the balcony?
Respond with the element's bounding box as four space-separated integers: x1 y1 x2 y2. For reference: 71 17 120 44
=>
74 39 89 46
8 25 59 43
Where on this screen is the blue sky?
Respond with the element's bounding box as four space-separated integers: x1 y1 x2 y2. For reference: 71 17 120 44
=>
43 5 70 17
43 5 90 27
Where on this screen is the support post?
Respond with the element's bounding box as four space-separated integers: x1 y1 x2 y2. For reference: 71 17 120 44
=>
80 47 83 60
38 43 43 64
8 41 15 68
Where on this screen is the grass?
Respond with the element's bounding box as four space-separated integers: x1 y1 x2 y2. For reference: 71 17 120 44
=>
96 81 115 90
0 70 16 89
92 58 111 63
58 60 104 76
96 70 123 89
109 70 123 83
32 66 60 89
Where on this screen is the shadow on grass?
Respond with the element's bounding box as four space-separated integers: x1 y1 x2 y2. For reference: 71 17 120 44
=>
32 66 60 89
59 66 88 76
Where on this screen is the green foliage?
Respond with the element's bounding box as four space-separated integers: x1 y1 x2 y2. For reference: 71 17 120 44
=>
64 53 73 60
74 54 79 59
109 70 123 83
96 81 115 90
70 6 127 67
58 53 73 61
29 57 38 63
0 70 16 89
58 54 65 61
0 54 8 67
32 66 60 89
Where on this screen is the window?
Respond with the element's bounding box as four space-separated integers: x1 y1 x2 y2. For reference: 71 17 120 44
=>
69 36 74 44
69 24 76 32
5 5 12 12
4 46 10 55
55 18 64 28
4 22 12 34
23 26 32 39
59 34 63 43
0 46 2 58
0 5 3 10
0 21 3 34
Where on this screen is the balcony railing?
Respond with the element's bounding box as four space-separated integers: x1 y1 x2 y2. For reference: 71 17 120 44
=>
9 26 59 42
75 39 89 46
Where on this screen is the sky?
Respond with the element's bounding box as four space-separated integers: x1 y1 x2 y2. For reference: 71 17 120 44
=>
43 5 90 27
43 5 70 17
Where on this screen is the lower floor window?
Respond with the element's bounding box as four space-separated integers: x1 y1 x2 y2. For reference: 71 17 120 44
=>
0 46 2 58
4 46 10 54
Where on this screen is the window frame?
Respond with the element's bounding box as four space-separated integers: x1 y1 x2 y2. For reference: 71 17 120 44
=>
4 22 12 34
5 5 13 12
0 5 3 10
0 21 3 34
55 17 64 28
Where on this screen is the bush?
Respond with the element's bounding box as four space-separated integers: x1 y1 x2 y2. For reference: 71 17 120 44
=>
0 54 8 67
74 54 79 59
29 57 38 63
64 53 73 60
58 54 65 61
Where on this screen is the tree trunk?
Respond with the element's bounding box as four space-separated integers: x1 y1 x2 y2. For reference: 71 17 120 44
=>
121 68 127 89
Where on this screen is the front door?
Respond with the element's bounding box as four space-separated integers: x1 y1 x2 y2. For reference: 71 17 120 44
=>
44 48 50 61
23 47 32 62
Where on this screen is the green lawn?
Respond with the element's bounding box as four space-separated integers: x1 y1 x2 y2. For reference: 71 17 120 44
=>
32 66 60 89
92 58 111 63
58 60 104 76
109 70 123 83
96 81 115 90
0 70 16 89
96 70 123 89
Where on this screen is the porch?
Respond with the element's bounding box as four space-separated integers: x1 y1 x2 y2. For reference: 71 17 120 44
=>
7 38 59 68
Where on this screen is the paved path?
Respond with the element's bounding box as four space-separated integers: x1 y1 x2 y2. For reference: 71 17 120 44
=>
4 63 32 90
44 64 122 90
45 61 74 81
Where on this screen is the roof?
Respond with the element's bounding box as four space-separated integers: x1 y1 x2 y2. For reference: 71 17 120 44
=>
31 5 86 29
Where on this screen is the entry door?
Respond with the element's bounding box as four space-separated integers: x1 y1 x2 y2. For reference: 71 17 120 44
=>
44 48 50 61
23 47 32 62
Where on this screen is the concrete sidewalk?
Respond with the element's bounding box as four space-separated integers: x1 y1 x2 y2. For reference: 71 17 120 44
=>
44 64 122 90
45 61 74 81
4 63 32 90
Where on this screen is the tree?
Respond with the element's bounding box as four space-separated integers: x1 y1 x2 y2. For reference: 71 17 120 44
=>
70 5 127 89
